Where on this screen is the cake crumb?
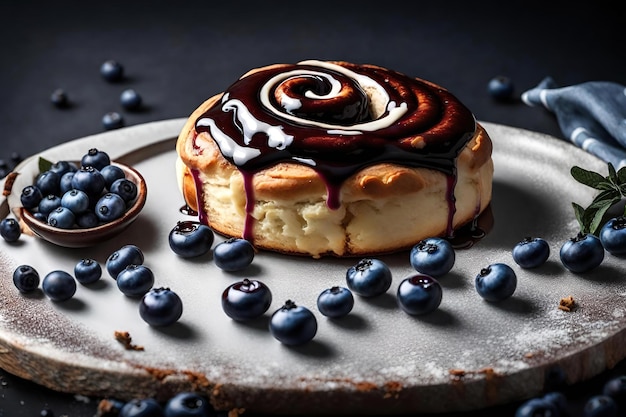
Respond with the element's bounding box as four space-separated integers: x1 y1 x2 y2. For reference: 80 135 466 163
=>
228 408 246 417
2 171 18 196
559 296 576 312
114 331 144 351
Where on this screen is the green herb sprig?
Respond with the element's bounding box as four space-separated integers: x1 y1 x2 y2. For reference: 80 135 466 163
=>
570 162 626 235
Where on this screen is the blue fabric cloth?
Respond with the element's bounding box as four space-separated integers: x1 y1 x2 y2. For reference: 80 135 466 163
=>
521 77 626 168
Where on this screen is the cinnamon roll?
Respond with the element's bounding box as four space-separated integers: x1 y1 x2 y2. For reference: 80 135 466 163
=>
176 60 493 257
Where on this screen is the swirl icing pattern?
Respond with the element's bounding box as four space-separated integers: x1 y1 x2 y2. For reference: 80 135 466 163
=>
195 60 476 181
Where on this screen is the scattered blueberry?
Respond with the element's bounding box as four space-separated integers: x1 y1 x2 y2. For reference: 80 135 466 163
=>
12 265 40 293
168 221 214 258
222 278 272 321
61 189 90 214
106 244 144 279
542 391 568 414
100 164 126 189
396 274 443 315
0 218 21 242
119 398 164 417
110 178 138 203
121 88 143 111
583 395 618 417
74 258 102 284
599 216 626 256
42 270 77 302
603 375 626 406
346 258 392 297
488 75 515 101
409 237 455 277
163 392 212 417
47 206 76 229
514 397 559 417
560 232 605 273
317 286 354 318
213 238 255 271
269 300 317 346
475 263 517 301
140 287 183 327
50 88 69 108
100 60 124 82
102 112 124 130
38 194 62 217
95 193 127 222
513 237 551 268
71 165 106 198
116 264 154 297
81 148 111 171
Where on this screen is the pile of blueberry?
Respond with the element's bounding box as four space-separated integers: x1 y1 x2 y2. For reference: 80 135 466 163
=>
19 148 139 230
51 59 143 130
12 244 183 327
99 391 217 417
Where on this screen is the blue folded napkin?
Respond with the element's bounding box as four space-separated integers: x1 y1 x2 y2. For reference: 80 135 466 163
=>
521 77 626 168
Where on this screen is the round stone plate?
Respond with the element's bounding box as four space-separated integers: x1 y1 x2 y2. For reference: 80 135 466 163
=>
0 119 624 415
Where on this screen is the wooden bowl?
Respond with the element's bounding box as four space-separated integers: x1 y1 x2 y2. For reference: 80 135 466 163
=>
18 162 147 248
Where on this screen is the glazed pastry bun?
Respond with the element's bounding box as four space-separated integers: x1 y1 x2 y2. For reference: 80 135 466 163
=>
176 60 493 258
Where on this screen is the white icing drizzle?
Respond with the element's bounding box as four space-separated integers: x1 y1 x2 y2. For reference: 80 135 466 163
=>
196 117 261 166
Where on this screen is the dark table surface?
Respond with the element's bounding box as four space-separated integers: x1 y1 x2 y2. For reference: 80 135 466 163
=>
1 1 625 416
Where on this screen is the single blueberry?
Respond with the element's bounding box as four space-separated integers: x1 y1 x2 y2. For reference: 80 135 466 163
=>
61 189 90 214
76 211 100 228
95 193 126 222
221 278 272 321
106 244 144 279
117 264 154 297
269 300 317 346
397 274 443 315
513 237 551 268
20 185 43 210
47 206 76 229
120 89 143 111
1 218 22 242
317 286 354 318
71 166 106 198
163 392 213 417
35 170 61 197
168 221 214 258
49 160 78 177
542 391 568 414
50 88 70 108
100 164 125 189
119 398 164 417
603 375 626 406
488 75 515 101
475 263 517 301
140 287 183 327
410 237 455 277
59 171 75 194
346 258 392 297
213 238 255 271
100 60 124 82
42 270 77 302
514 397 559 417
13 265 40 293
560 232 605 273
38 194 62 217
583 395 618 417
74 259 102 284
102 112 124 130
109 178 137 203
599 216 626 256
81 148 111 171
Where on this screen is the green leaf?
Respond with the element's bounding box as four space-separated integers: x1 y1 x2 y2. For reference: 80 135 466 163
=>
608 162 619 187
571 165 612 190
572 202 586 232
38 156 53 173
589 189 621 207
587 196 621 235
617 166 626 184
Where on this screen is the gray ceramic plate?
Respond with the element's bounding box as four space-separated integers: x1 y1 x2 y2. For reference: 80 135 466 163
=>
0 119 624 415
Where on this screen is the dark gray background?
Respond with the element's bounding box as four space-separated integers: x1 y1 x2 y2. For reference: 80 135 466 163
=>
1 1 625 416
